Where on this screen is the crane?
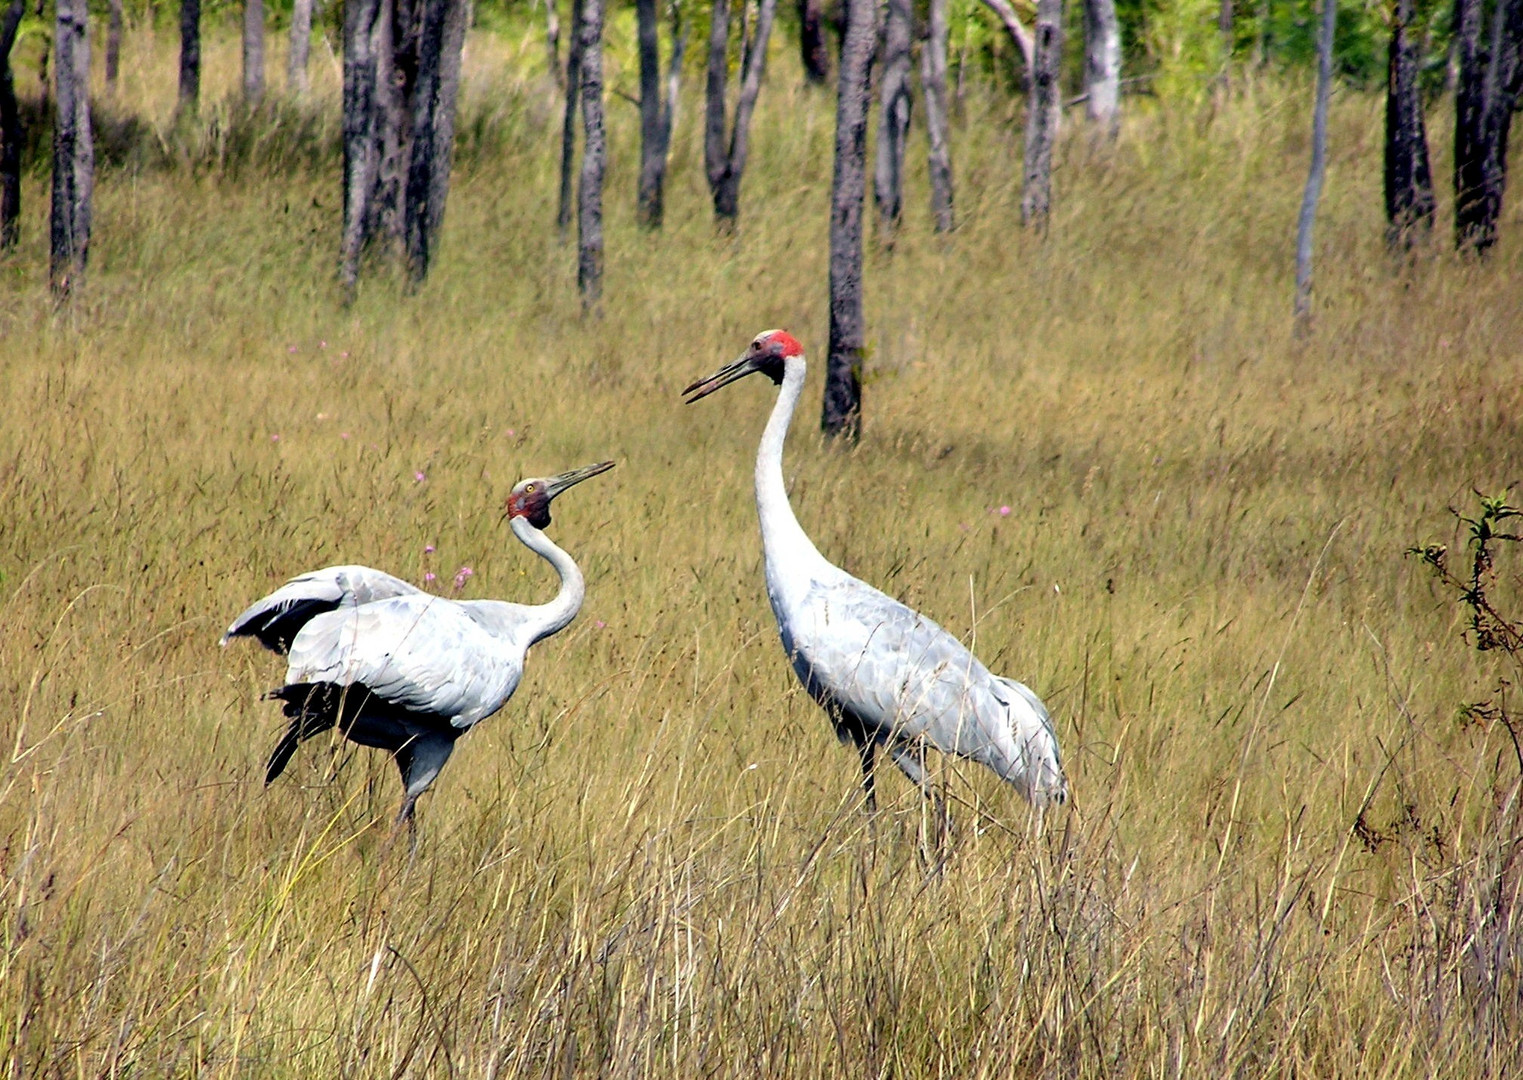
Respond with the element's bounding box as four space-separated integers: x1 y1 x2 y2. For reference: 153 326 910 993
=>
221 460 615 825
683 332 1067 812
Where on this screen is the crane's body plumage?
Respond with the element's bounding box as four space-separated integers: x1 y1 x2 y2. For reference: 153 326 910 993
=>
222 462 613 823
686 333 1066 809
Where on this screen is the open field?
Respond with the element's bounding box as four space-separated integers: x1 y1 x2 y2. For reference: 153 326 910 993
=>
3 21 1523 1077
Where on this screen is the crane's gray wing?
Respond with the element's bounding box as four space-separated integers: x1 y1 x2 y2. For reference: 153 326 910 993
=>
222 564 424 653
785 576 1067 805
284 593 524 728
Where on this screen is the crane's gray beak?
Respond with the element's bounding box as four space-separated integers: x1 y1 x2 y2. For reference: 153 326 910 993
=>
682 352 759 403
544 460 617 499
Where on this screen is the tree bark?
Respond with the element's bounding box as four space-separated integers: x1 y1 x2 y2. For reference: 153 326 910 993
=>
921 0 954 232
106 0 123 90
1294 0 1336 325
798 0 829 84
1385 0 1435 250
51 0 92 297
179 0 201 113
637 0 665 227
244 0 266 104
402 0 468 284
545 0 563 88
705 0 780 224
577 0 606 307
340 0 391 296
1021 0 1062 229
822 0 874 442
289 0 314 96
979 0 1033 75
558 0 585 235
1453 0 1523 254
1083 0 1120 137
1 0 23 250
873 0 912 238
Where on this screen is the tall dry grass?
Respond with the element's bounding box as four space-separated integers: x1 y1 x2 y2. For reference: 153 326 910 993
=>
2 19 1522 1078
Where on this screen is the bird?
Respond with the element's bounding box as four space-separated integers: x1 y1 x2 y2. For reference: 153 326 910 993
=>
683 331 1067 813
221 460 616 825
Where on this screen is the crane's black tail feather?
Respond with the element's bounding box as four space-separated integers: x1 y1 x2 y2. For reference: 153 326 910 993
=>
263 683 342 784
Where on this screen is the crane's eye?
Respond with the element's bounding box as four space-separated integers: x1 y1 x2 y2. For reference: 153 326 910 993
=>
525 484 537 493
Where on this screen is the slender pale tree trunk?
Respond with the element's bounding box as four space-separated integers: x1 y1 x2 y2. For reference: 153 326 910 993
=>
244 0 266 104
51 0 93 297
544 0 563 87
558 0 585 234
979 0 1033 75
289 0 314 96
1021 0 1062 229
577 0 606 307
402 0 468 284
798 0 828 84
705 0 780 225
1294 0 1337 326
1453 0 1523 254
921 0 954 232
1385 0 1435 250
822 0 875 441
180 0 201 113
1 0 23 250
874 0 912 238
106 0 123 90
1083 0 1120 137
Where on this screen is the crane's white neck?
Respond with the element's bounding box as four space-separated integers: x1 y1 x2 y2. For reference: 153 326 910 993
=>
756 355 830 580
510 514 586 645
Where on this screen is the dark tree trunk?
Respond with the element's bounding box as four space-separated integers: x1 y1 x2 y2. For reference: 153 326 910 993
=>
921 0 954 232
822 0 874 442
289 0 313 96
1021 0 1062 229
1084 0 1120 137
1385 0 1436 250
1453 0 1523 254
577 0 605 307
51 0 92 296
244 0 267 104
558 0 585 235
180 0 201 112
636 0 685 228
106 0 123 90
402 0 468 284
340 0 390 296
873 0 912 238
1 0 23 250
704 0 780 224
1294 0 1336 325
799 0 829 84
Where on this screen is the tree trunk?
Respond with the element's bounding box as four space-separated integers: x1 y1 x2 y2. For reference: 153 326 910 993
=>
705 0 780 224
106 0 123 90
921 0 954 232
51 0 92 297
577 0 606 307
799 0 829 84
244 0 266 104
1083 0 1120 137
558 0 585 235
289 0 314 96
637 0 663 227
1021 0 1062 229
1453 0 1523 254
340 0 391 296
1294 0 1336 325
402 0 468 284
979 0 1033 76
179 0 201 113
1385 0 1435 250
1 0 23 250
544 0 563 88
822 0 874 442
873 0 912 238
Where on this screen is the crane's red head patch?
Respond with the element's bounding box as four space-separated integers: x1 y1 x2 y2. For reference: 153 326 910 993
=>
760 330 804 358
506 480 553 528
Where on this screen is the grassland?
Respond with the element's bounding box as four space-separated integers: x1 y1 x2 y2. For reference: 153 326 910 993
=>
2 20 1523 1078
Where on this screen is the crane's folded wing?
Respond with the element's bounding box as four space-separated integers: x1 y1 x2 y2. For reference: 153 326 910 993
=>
222 564 424 652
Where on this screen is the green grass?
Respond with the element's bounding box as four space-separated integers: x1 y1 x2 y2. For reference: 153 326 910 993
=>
2 24 1523 1078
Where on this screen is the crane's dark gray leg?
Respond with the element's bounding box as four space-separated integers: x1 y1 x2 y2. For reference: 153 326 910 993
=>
890 743 949 855
858 739 877 813
389 731 456 851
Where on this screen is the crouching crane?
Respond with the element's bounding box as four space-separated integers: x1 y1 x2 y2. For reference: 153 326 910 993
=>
684 332 1066 811
221 461 615 825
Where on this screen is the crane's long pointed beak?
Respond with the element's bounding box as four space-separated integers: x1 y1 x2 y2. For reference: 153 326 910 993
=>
682 353 756 403
544 460 616 500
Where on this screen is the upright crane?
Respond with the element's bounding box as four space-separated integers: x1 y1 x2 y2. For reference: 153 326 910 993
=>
222 461 615 825
684 332 1066 810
